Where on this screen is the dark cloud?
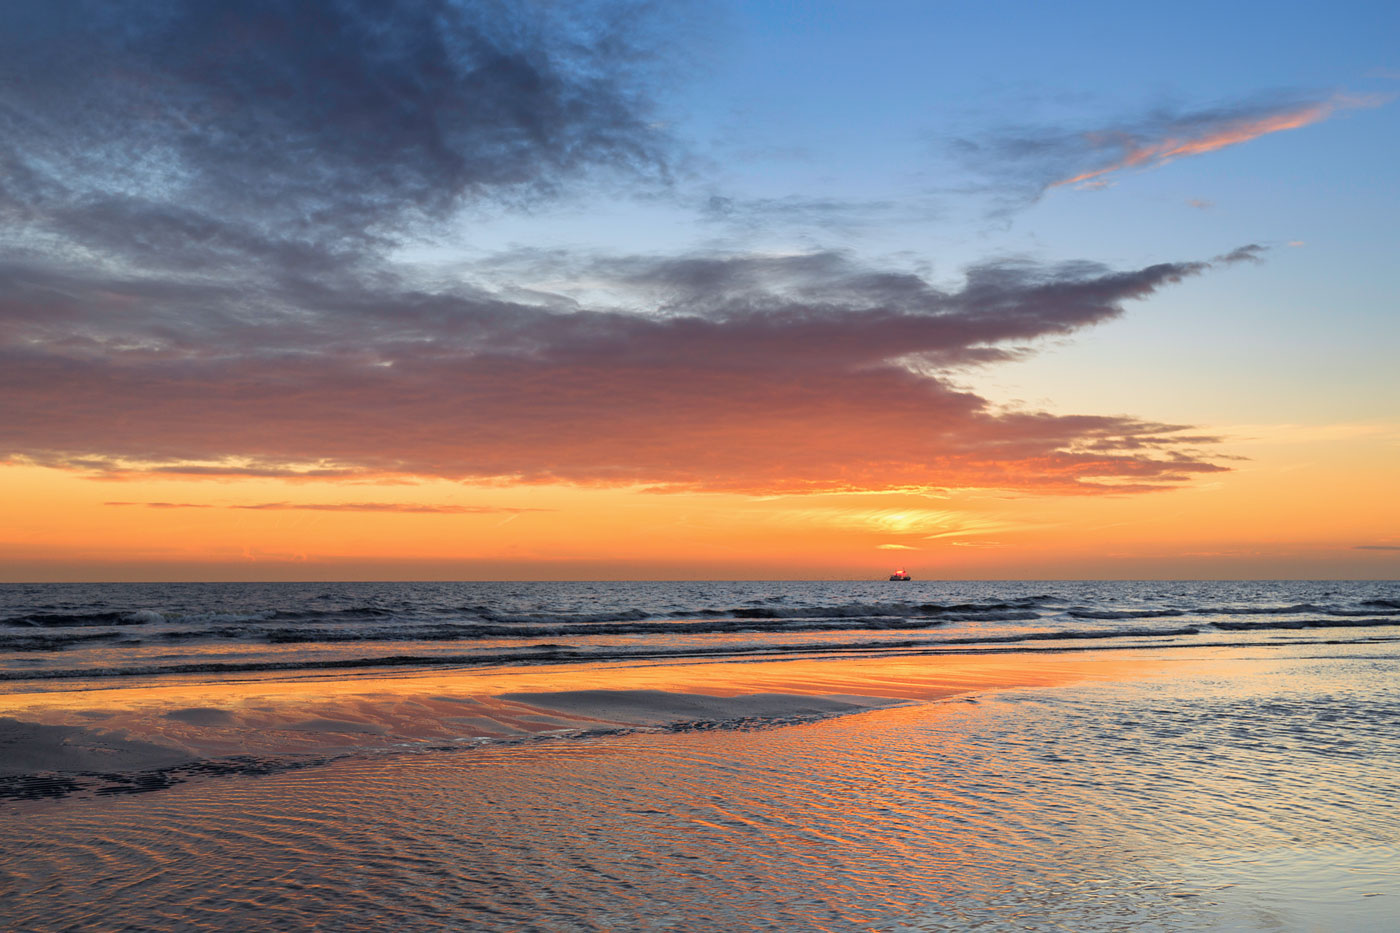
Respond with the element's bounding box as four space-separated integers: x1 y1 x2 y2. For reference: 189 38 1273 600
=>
0 0 674 254
0 1 1242 496
1355 545 1400 551
2 241 1240 494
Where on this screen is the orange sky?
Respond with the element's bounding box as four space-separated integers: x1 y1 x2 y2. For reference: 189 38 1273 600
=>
4 419 1395 580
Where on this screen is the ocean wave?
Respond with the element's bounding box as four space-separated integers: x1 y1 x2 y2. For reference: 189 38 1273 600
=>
1210 616 1400 631
2 610 153 629
467 599 1050 626
7 614 1400 680
1200 603 1320 615
473 608 654 625
0 631 132 651
1066 608 1187 620
697 599 1047 621
201 610 1057 646
267 606 395 622
0 609 280 628
0 596 1073 635
210 614 996 644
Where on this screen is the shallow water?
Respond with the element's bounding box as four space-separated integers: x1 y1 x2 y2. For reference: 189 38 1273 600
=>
5 647 1397 931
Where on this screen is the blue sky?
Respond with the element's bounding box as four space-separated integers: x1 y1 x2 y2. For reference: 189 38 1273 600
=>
472 0 1400 427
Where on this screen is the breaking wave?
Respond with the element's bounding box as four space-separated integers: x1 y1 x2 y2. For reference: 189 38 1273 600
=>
2 580 1397 683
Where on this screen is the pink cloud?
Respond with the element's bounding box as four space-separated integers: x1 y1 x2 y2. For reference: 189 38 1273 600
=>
1051 95 1382 189
3 251 1237 495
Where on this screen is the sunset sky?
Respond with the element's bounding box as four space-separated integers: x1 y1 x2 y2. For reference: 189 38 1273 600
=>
2 0 1396 581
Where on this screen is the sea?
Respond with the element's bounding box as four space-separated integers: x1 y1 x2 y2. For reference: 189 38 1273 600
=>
2 578 1398 683
3 579 1399 931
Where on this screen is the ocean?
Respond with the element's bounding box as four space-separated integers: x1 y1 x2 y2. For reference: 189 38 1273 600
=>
3 580 1398 931
3 579 1398 682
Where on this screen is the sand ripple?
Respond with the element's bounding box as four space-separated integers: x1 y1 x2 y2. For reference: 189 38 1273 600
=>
3 653 1398 931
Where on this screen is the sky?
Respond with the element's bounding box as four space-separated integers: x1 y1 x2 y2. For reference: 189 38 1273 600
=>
1 0 1396 581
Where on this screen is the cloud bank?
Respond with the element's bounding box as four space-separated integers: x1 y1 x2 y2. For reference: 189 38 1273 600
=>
0 0 1238 496
3 244 1238 494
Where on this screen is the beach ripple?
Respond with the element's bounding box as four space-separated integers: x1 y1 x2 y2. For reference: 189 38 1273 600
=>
3 653 1399 930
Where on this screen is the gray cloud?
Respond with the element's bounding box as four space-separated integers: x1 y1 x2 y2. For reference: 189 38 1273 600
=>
1214 244 1268 265
0 0 675 257
0 1 1246 496
3 241 1241 494
700 193 941 235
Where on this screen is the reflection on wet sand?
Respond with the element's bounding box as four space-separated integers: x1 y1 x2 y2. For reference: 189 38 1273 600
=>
4 650 1397 931
0 651 1170 774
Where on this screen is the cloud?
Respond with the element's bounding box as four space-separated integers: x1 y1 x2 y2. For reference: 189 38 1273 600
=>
105 501 546 514
0 0 675 253
1049 96 1371 189
955 93 1385 200
0 1 1242 498
700 193 941 235
1355 545 1400 551
231 502 550 514
105 501 214 509
1214 244 1268 265
2 244 1241 495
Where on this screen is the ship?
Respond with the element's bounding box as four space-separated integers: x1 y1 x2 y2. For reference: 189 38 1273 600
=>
888 569 911 581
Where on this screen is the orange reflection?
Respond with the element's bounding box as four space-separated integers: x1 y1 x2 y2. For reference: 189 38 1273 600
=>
0 651 1175 763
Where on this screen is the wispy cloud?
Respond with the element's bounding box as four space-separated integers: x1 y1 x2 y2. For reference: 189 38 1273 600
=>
105 501 214 509
699 193 941 235
1214 244 1268 265
1355 545 1400 551
105 501 547 514
954 92 1386 202
1050 95 1377 189
231 502 550 514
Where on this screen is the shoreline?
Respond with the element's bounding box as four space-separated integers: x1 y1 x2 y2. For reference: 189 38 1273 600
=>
0 649 1177 786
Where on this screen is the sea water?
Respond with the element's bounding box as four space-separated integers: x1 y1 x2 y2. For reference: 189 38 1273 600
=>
3 579 1397 683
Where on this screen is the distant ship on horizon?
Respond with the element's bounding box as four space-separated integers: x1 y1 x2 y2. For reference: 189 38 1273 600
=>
888 569 911 581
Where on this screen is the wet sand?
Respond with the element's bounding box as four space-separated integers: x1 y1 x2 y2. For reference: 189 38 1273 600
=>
4 645 1396 931
0 651 1171 778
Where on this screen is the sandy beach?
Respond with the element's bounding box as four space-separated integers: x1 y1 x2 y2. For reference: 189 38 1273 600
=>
4 641 1398 931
